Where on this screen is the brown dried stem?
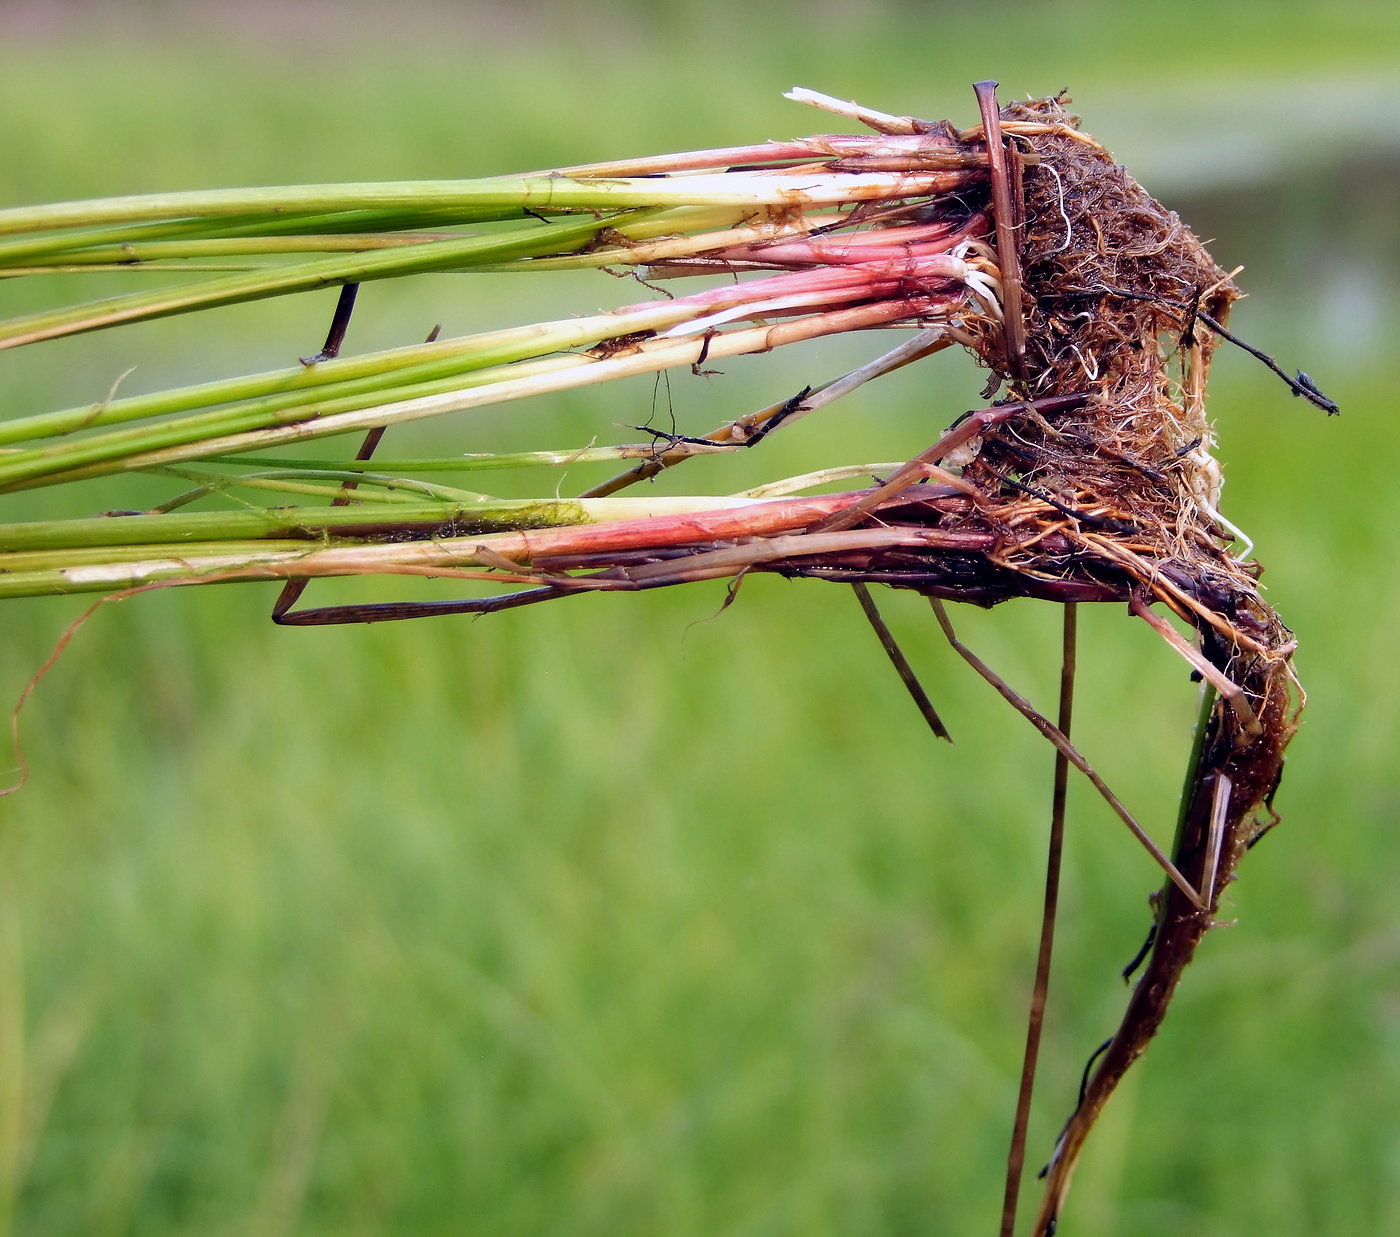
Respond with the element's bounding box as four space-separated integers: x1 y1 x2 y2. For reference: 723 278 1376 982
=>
999 603 1076 1237
851 583 952 742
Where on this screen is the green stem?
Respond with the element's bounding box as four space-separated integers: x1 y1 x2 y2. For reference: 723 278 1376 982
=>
0 500 587 553
150 468 447 509
0 203 748 273
0 299 711 480
9 300 913 490
153 466 491 507
2 264 275 276
5 235 464 266
0 171 960 238
0 490 792 555
201 444 732 473
0 211 652 350
1171 685 1220 856
0 538 335 573
0 354 582 492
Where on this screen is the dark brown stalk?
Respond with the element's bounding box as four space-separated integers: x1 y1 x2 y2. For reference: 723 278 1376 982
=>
274 283 371 616
999 603 1076 1237
300 282 359 366
274 320 447 621
851 582 952 742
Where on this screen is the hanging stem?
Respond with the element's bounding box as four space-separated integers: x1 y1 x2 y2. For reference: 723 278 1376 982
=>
999 603 1076 1237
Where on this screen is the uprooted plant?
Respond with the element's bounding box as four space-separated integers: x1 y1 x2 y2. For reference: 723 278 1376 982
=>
0 82 1333 1233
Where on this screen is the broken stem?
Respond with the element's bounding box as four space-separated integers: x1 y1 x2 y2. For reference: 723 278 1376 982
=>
1202 773 1232 912
1128 591 1261 738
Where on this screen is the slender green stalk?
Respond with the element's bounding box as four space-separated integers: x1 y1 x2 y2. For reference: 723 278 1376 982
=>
0 539 335 573
0 206 555 268
199 446 735 473
0 302 687 447
0 171 966 238
0 202 752 271
0 214 298 267
0 207 551 275
0 234 465 267
151 466 491 509
163 459 904 509
0 503 532 552
2 263 276 276
0 352 582 486
0 211 652 350
735 464 903 498
0 300 915 491
0 207 790 449
0 491 809 555
150 468 478 509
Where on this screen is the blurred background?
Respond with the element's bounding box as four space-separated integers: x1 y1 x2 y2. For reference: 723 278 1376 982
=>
0 2 1396 1233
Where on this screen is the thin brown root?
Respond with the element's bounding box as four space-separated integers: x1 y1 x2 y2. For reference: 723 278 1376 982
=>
927 598 1204 909
851 583 952 742
2 582 170 796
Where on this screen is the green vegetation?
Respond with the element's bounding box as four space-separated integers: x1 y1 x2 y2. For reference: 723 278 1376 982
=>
0 3 1396 1233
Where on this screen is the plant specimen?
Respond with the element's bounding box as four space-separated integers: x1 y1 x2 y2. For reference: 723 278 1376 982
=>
0 82 1333 1233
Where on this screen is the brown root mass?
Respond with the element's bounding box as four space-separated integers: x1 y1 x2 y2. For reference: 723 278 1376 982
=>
772 96 1302 1231
974 99 1302 1232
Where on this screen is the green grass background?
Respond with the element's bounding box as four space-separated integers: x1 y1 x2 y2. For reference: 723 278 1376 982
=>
0 2 1397 1233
